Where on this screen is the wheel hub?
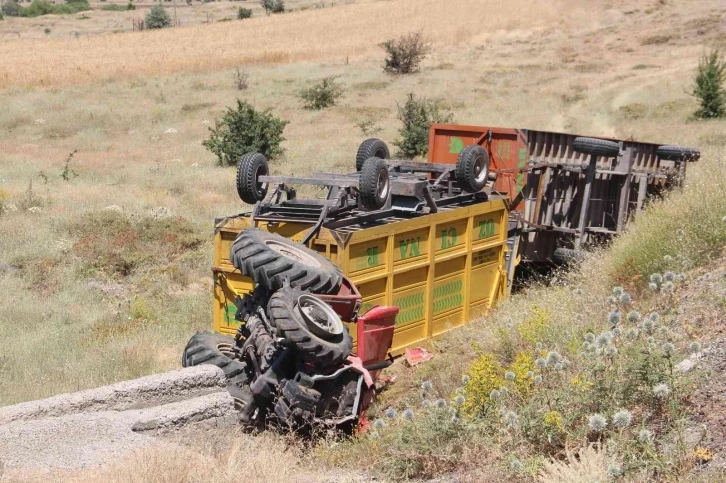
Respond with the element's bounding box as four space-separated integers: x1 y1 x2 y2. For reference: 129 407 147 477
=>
297 294 344 338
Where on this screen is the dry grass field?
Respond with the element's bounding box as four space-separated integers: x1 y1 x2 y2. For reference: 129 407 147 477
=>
1 0 726 480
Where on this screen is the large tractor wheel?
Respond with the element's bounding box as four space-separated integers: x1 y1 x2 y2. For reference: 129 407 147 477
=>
455 145 490 193
572 137 620 157
236 152 269 204
230 229 343 295
268 287 352 370
355 138 390 172
359 157 390 210
182 332 253 411
656 145 700 161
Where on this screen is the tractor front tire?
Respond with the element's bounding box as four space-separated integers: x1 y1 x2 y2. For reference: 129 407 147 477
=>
230 229 343 294
182 331 251 392
268 287 352 370
355 138 390 172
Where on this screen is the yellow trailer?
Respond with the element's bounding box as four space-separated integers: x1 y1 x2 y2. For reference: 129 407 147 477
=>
212 196 509 355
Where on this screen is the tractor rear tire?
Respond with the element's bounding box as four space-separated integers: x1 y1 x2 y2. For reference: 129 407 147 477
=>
230 229 343 294
182 331 250 391
268 287 352 370
359 157 390 210
236 152 269 204
656 145 700 161
553 248 585 264
455 145 490 193
572 137 620 157
356 138 390 172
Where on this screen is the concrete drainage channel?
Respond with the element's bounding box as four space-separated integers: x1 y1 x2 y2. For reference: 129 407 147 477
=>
0 366 238 471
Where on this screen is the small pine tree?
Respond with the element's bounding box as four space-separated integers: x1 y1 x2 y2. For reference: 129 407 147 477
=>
145 4 171 29
237 6 252 19
692 48 726 119
394 93 453 159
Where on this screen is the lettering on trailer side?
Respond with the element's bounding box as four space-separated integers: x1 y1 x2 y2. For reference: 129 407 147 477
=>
477 219 496 239
355 245 380 270
449 137 464 154
440 227 457 249
399 237 422 260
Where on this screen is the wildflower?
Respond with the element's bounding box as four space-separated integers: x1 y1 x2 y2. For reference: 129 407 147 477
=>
612 286 624 296
676 229 684 236
534 375 543 383
676 273 687 282
650 273 663 284
585 332 596 343
546 351 562 366
435 399 447 408
609 311 622 325
612 409 633 428
625 328 639 339
627 311 641 323
605 345 618 357
461 375 470 385
499 386 509 396
664 255 673 262
421 380 432 392
510 459 524 471
28 206 42 214
641 320 656 335
583 341 592 352
422 399 431 407
454 395 465 406
588 413 607 432
451 415 460 424
526 370 534 378
664 271 676 282
653 383 671 399
619 293 632 305
385 407 396 418
373 418 385 430
535 342 543 351
638 428 653 442
575 313 583 321
164 127 178 134
608 464 623 478
612 327 621 337
662 342 675 356
661 281 675 293
607 296 617 304
504 371 515 381
554 362 564 371
402 409 414 421
689 341 702 353
594 360 606 371
649 282 658 291
503 410 518 428
535 357 546 368
596 331 613 348
573 288 583 295
649 312 660 322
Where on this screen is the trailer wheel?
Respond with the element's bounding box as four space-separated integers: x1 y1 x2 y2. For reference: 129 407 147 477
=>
455 145 490 192
572 137 620 157
656 145 700 161
230 229 343 294
359 157 390 210
182 331 250 392
553 248 585 265
355 138 390 172
268 287 352 370
236 152 269 204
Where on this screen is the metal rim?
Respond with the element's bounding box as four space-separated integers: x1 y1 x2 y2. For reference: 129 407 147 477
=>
254 162 268 197
377 167 390 201
297 294 344 339
473 154 488 184
265 240 322 267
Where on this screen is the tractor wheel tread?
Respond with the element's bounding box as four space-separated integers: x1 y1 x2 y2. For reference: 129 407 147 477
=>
359 157 389 210
230 229 342 295
455 145 490 192
182 332 250 386
236 152 270 205
656 145 700 161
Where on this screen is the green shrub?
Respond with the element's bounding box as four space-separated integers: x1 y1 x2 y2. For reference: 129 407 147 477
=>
299 76 344 110
691 48 726 119
101 3 125 10
17 0 89 17
381 31 431 75
260 0 283 15
1 0 19 16
126 1 134 10
393 93 453 159
237 6 251 19
145 4 171 29
202 100 289 166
